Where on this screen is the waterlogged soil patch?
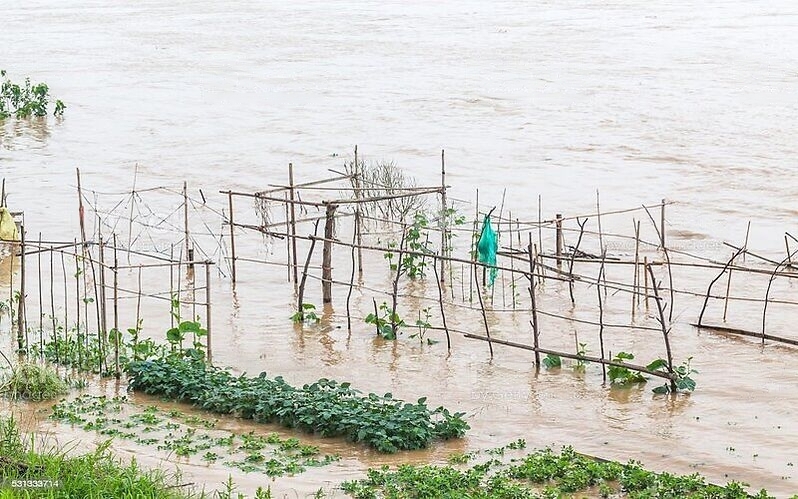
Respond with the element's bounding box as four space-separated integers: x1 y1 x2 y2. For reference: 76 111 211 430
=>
340 442 783 498
50 395 340 477
126 358 469 452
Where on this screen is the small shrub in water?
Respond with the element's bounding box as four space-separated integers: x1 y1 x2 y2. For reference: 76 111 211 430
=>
0 361 68 401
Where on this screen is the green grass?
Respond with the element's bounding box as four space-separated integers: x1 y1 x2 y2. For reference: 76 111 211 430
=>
0 362 68 401
0 416 272 499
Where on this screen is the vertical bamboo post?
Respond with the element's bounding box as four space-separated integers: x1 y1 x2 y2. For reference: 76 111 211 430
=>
509 210 516 309
390 233 405 339
49 244 57 363
74 242 82 367
469 189 478 302
0 178 5 207
127 164 138 264
288 163 299 288
205 261 212 364
285 192 291 281
537 195 543 261
555 213 563 267
60 248 68 356
37 234 43 356
298 222 320 318
183 181 191 274
597 253 608 384
227 192 237 284
17 226 26 351
723 250 734 321
785 235 792 268
346 221 356 333
321 203 337 303
169 244 175 328
660 199 666 249
98 234 108 371
596 190 604 253
473 260 493 358
134 266 142 361
632 219 641 313
432 258 451 350
439 149 447 283
353 145 363 273
113 234 120 378
643 256 650 309
527 234 540 366
76 168 87 250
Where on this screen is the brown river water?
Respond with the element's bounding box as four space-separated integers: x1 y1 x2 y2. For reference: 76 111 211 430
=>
2 1 798 497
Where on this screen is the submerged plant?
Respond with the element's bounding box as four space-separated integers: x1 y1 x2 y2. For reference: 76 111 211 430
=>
290 303 320 324
649 356 698 394
365 302 405 340
608 352 647 386
542 354 561 369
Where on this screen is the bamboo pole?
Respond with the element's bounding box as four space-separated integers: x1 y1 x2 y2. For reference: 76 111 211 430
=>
227 192 237 284
135 266 142 361
113 234 120 378
37 233 43 356
183 180 190 274
288 163 300 287
722 251 735 321
643 256 649 309
74 240 82 367
321 203 337 303
527 235 540 365
596 190 604 253
346 219 356 334
298 221 320 319
60 247 68 359
597 252 607 384
439 149 447 283
205 262 212 364
17 225 26 352
354 146 363 273
473 259 493 358
633 220 641 310
647 264 676 391
432 259 451 350
98 234 108 372
49 244 58 363
390 232 406 339
555 213 563 266
698 248 744 326
659 198 666 248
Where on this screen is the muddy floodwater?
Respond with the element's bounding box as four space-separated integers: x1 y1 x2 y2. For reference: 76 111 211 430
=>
3 1 798 497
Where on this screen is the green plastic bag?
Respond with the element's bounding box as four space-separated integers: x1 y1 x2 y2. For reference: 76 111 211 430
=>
477 213 498 286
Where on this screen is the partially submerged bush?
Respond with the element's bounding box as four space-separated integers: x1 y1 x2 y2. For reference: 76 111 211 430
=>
0 361 69 401
0 70 65 119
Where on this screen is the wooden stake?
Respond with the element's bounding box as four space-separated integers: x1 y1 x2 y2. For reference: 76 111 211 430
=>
632 219 641 313
596 190 604 253
37 234 43 356
321 203 337 303
74 240 82 367
643 256 649 309
647 264 677 392
390 232 406 339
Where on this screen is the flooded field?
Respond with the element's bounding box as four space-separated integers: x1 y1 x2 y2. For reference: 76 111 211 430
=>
2 1 798 497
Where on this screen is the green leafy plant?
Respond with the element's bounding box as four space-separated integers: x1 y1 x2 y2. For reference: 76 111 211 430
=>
649 357 698 394
608 352 647 385
0 70 65 119
574 342 588 372
125 358 469 453
365 302 405 340
542 354 561 369
410 307 437 345
290 303 320 324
